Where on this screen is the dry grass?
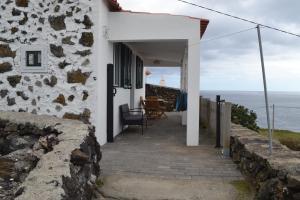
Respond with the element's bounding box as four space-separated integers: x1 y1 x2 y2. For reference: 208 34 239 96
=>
259 129 300 151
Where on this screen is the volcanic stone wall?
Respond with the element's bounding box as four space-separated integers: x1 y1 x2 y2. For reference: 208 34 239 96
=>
230 124 300 200
0 111 101 200
145 84 181 111
0 0 96 124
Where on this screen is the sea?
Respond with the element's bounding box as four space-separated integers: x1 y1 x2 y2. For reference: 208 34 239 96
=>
201 91 300 132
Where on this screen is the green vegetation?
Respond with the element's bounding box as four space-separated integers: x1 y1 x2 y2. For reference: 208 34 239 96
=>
259 129 300 151
231 104 260 132
230 180 254 200
95 178 104 187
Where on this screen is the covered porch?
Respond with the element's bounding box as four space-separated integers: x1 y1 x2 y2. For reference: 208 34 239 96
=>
98 112 248 200
108 11 208 146
101 112 241 179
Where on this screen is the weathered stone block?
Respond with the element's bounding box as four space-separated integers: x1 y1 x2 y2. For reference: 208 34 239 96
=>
19 13 28 25
12 8 21 16
15 0 29 7
58 60 71 69
63 108 91 124
0 62 12 73
68 95 75 102
35 80 42 87
7 96 16 106
62 36 75 45
79 32 94 47
0 89 9 98
67 69 90 85
71 149 89 166
7 75 22 87
16 91 29 100
74 49 91 57
0 44 16 58
53 94 66 106
11 27 19 34
43 75 57 87
48 15 66 31
82 91 88 101
50 44 64 57
82 15 93 29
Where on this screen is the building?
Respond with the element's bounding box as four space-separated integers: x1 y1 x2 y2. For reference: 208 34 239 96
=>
0 0 209 146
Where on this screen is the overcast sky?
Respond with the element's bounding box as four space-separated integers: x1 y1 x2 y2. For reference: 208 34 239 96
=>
118 0 300 91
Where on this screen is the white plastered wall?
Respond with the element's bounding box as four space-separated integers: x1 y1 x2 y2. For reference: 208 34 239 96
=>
95 0 114 145
108 12 201 146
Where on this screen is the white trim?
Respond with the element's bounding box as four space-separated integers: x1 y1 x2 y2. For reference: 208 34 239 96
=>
20 45 48 73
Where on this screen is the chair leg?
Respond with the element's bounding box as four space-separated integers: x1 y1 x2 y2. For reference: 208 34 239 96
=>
141 124 144 135
146 118 148 128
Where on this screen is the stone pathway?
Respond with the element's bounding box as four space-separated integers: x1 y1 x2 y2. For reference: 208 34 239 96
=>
96 112 253 200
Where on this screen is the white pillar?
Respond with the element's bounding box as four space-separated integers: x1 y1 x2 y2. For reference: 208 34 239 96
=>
186 39 200 146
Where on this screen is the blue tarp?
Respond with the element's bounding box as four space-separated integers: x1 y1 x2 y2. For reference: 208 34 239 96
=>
176 91 187 111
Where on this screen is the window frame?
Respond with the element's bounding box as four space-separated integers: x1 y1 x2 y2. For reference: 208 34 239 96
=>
113 43 132 89
20 45 48 73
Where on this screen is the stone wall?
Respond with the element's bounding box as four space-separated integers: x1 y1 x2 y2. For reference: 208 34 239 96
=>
0 111 101 200
0 0 96 124
230 124 300 200
145 84 180 111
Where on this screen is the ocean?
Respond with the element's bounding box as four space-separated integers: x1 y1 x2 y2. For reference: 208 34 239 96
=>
201 91 300 132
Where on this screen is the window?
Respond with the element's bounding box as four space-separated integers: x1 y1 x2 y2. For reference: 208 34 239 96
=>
113 43 121 86
21 45 48 73
26 51 42 67
136 56 143 89
114 43 132 88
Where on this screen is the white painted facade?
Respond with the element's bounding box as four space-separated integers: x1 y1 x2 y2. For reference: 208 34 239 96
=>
0 0 207 146
103 11 204 146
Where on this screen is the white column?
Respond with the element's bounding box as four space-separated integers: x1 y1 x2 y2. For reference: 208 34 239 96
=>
186 39 200 146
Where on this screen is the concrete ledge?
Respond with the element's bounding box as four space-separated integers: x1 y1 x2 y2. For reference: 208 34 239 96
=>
230 124 300 200
0 111 101 200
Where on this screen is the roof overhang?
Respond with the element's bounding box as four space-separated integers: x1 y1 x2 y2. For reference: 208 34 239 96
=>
127 40 187 67
105 1 209 38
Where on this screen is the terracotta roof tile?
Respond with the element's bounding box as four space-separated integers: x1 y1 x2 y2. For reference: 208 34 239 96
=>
107 0 122 11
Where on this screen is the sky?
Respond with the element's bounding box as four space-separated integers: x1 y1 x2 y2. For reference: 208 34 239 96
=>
118 0 300 91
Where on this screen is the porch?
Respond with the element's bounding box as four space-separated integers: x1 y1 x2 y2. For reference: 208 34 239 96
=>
101 112 241 179
98 112 252 200
107 11 204 146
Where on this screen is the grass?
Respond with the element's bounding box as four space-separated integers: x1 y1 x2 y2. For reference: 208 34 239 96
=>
259 129 300 151
95 178 104 187
230 180 254 200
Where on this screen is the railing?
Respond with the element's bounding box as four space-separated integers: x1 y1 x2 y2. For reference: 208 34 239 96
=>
200 97 232 156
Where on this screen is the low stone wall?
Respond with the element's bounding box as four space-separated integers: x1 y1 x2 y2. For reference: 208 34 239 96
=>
0 111 101 200
145 84 180 111
230 124 300 200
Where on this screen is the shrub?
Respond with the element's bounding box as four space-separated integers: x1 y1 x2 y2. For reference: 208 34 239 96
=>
231 104 259 132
